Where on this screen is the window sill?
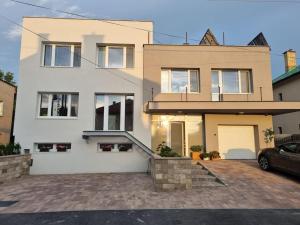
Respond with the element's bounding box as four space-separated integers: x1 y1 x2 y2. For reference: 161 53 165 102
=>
97 151 133 153
95 67 135 70
36 117 78 120
212 93 254 95
40 66 81 69
161 92 200 94
34 151 70 154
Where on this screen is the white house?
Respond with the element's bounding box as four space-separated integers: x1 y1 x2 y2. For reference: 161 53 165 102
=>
14 17 153 174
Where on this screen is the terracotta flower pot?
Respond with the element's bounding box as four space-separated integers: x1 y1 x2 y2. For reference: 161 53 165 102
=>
191 152 200 160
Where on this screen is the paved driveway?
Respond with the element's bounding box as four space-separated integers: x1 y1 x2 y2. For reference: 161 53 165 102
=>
0 160 299 213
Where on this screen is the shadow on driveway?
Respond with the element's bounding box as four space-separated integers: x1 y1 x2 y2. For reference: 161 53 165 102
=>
0 209 299 225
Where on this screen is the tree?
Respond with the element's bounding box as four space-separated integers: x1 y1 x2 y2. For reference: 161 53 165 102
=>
3 72 15 85
0 70 4 80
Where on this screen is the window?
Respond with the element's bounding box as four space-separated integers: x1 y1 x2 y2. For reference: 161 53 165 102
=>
42 43 81 67
281 143 299 154
37 144 53 152
97 45 134 68
278 126 283 134
161 69 200 93
108 95 121 130
95 94 134 131
279 93 283 101
0 102 3 116
36 143 71 152
98 143 133 152
118 144 133 152
125 96 134 131
211 70 253 94
38 93 79 118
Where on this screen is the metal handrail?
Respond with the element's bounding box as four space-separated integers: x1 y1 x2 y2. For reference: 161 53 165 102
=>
82 130 153 156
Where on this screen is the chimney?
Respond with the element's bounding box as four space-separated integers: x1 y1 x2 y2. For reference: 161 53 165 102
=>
283 49 297 72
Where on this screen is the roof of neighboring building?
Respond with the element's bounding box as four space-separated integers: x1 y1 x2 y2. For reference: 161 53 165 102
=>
0 79 17 88
273 65 300 85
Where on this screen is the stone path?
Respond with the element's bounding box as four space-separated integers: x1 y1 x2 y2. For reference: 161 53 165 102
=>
0 160 299 213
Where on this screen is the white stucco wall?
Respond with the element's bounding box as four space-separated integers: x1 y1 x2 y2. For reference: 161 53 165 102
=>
14 17 153 174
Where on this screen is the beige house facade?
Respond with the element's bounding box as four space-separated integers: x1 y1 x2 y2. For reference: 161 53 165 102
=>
273 50 300 134
0 80 16 145
144 44 300 159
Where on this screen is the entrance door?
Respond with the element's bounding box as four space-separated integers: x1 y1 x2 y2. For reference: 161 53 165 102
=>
170 122 185 156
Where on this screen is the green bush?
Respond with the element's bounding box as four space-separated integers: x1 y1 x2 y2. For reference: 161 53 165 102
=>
202 152 210 159
190 145 203 152
0 143 21 156
156 142 180 157
210 151 220 159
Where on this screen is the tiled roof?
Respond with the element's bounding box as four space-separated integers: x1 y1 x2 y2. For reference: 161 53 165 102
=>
273 65 300 85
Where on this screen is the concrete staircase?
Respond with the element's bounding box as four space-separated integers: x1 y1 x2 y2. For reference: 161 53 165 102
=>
191 162 225 188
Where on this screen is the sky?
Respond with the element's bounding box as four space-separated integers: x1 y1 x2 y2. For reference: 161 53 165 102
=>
0 0 300 83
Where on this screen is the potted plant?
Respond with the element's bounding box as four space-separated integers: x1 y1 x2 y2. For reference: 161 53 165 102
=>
190 145 203 160
210 151 221 160
156 142 180 157
203 152 211 161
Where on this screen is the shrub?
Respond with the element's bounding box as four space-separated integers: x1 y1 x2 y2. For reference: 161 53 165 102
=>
210 151 220 159
157 142 180 157
263 128 275 144
190 145 203 152
202 152 210 159
0 143 21 156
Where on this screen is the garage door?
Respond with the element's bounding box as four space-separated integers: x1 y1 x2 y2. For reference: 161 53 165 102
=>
218 126 256 159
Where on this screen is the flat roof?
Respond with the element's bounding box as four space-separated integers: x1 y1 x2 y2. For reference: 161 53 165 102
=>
143 44 270 48
23 16 153 23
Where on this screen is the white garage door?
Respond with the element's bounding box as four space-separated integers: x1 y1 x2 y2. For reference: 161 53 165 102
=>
218 126 256 159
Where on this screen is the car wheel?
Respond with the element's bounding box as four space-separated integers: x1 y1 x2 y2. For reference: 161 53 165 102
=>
259 156 270 171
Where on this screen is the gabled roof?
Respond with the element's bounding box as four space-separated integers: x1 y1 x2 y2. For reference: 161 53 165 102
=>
273 65 300 85
199 29 219 46
0 79 17 88
248 32 269 47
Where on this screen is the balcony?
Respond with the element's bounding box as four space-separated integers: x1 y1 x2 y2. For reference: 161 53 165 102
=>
146 101 300 115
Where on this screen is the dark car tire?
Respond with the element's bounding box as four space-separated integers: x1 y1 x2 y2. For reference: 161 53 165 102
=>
259 156 270 171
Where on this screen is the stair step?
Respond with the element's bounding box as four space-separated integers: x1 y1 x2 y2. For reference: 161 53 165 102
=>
192 164 204 169
191 170 209 175
192 180 224 188
192 175 217 182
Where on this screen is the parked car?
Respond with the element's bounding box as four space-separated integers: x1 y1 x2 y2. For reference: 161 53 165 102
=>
258 142 300 177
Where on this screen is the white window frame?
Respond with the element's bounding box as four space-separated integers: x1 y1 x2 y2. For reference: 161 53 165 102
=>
0 101 3 116
35 143 71 153
97 143 133 153
95 94 133 131
212 70 253 94
161 69 200 93
37 93 78 119
97 45 134 69
42 43 80 68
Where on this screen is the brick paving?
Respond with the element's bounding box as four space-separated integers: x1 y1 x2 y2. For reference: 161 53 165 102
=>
0 160 299 213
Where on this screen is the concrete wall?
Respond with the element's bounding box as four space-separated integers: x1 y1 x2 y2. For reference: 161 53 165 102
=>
273 75 300 134
0 80 16 144
205 114 274 154
0 154 31 184
14 17 153 174
143 44 273 105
